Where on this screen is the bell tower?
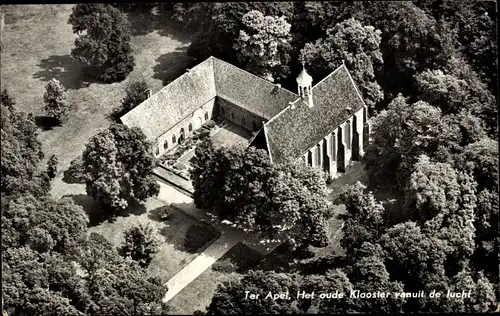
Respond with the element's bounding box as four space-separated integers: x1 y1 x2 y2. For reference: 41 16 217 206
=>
296 59 313 108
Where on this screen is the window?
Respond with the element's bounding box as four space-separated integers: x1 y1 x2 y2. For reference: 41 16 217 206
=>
242 117 246 126
331 134 336 160
221 107 225 117
231 112 235 120
252 120 257 130
316 144 321 166
345 121 351 150
172 135 176 144
204 112 209 120
155 146 159 156
163 140 168 150
308 151 313 167
188 123 193 132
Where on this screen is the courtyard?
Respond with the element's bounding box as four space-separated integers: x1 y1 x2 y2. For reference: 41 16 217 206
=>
177 120 252 167
154 120 253 194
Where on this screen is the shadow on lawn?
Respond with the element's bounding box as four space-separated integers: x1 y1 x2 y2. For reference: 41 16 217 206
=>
152 48 195 86
65 194 147 226
182 222 220 254
126 8 193 43
212 242 264 274
33 54 97 90
34 115 60 131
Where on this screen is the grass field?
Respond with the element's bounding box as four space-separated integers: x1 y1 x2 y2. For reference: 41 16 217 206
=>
86 197 219 284
166 243 262 314
0 5 193 199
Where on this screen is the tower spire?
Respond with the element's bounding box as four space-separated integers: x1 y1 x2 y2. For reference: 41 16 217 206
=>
296 58 314 108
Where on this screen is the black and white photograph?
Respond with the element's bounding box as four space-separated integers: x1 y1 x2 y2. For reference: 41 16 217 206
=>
1 1 498 315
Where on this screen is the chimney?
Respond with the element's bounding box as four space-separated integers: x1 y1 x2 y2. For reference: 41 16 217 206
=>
144 89 152 99
276 83 281 88
186 68 191 73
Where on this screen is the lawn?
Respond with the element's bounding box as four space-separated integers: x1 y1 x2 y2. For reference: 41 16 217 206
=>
0 4 194 199
87 196 220 284
167 243 261 314
211 121 253 150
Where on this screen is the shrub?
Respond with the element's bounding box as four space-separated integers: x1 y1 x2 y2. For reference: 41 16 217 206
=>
157 206 172 221
205 120 216 129
212 260 236 273
46 155 59 179
199 130 210 139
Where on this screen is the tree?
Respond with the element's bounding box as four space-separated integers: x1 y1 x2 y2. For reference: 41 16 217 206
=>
414 0 497 94
81 124 159 210
69 4 135 82
47 154 59 179
301 18 384 108
43 78 69 123
121 80 148 113
118 224 160 268
1 105 49 198
369 1 443 98
75 233 167 315
190 143 330 249
0 88 15 111
414 56 497 137
233 10 292 82
112 80 148 120
363 95 463 188
205 271 301 315
2 247 86 316
187 2 294 67
299 269 355 313
338 182 385 258
63 156 87 184
404 155 477 267
1 194 89 255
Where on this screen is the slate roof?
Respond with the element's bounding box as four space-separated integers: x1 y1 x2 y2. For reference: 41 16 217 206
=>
120 57 217 140
121 57 365 165
121 57 299 141
213 58 299 120
263 65 366 164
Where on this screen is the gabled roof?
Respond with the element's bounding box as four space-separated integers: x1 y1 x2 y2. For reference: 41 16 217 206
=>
121 57 299 141
213 58 298 120
264 65 366 164
121 57 365 164
120 57 217 140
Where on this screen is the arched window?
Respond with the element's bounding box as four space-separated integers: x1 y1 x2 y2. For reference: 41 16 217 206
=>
345 121 351 150
316 144 321 166
188 123 193 132
163 140 168 150
308 150 313 167
172 135 176 144
204 112 209 120
331 133 336 160
180 128 185 143
155 146 160 156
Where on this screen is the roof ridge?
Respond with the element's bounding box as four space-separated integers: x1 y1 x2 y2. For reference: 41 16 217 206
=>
263 124 274 164
264 98 299 126
312 63 346 89
344 65 367 107
162 55 214 91
121 56 216 123
212 57 298 97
